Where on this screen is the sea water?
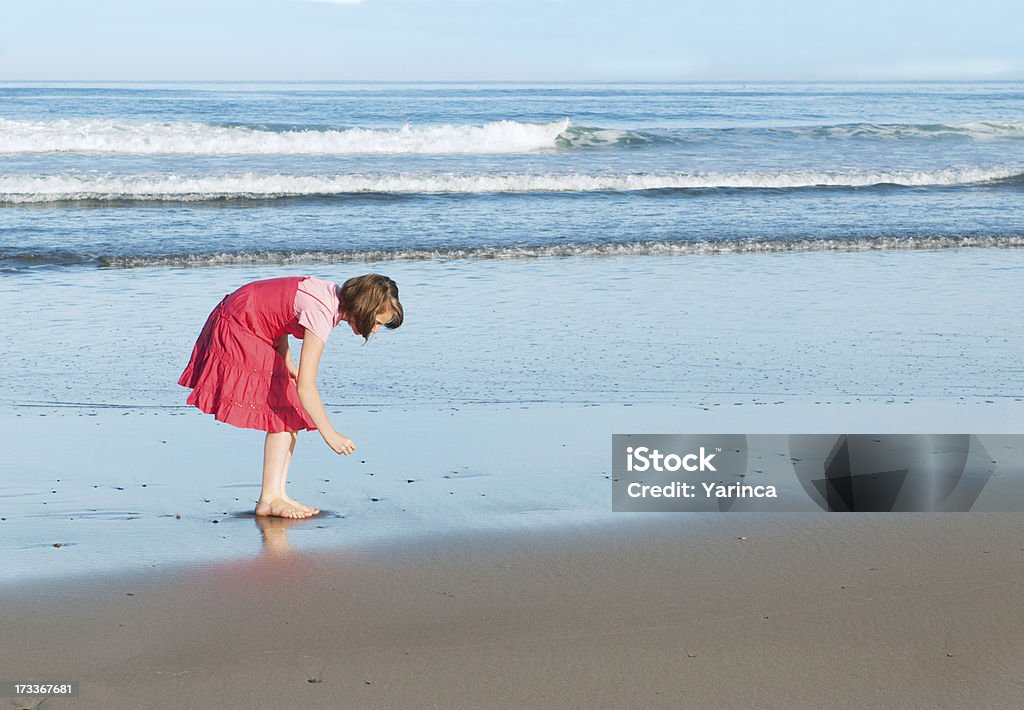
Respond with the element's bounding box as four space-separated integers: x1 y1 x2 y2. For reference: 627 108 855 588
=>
1 81 1022 408
2 82 1023 267
1 83 1022 581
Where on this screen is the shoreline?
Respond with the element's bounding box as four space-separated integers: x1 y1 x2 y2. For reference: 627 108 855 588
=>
3 514 1023 709
4 81 1024 709
3 397 1023 587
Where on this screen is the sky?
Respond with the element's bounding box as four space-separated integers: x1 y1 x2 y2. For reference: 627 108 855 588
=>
1 0 1023 81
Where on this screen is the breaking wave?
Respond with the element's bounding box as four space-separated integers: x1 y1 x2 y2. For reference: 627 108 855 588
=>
0 118 574 155
2 167 1020 203
5 236 1022 270
4 117 1021 157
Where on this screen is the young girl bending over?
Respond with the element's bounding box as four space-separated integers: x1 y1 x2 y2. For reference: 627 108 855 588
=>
178 274 403 519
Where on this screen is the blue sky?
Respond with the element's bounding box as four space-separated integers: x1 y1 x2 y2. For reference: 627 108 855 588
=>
2 0 1022 81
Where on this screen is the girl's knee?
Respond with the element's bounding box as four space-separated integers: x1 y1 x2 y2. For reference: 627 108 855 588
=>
266 429 298 440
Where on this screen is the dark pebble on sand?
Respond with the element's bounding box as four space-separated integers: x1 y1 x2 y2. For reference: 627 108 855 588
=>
126 592 134 596
406 479 415 483
53 543 62 548
175 514 181 519
212 519 220 524
370 498 379 502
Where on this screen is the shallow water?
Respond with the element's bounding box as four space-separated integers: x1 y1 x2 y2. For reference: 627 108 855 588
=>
2 249 1022 411
1 250 1022 584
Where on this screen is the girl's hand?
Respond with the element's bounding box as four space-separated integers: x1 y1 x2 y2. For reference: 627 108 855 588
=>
322 430 356 455
287 360 299 381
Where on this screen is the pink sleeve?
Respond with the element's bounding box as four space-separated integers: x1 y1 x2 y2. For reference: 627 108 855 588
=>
295 292 334 344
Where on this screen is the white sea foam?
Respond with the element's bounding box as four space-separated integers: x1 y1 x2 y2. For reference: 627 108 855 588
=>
1 167 1019 202
93 236 1024 267
2 117 1022 156
0 118 571 155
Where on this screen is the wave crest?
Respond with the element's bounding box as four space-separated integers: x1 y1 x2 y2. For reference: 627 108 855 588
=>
5 236 1022 270
3 117 1023 156
1 167 1019 203
0 118 571 155
80 236 1024 267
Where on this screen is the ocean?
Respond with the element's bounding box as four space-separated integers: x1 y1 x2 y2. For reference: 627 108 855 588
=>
1 81 1022 409
2 82 1023 267
1 82 1022 580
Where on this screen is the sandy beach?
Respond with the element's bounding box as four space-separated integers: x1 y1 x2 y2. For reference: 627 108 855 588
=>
3 250 1022 708
3 513 1023 709
3 396 1024 709
3 79 1024 709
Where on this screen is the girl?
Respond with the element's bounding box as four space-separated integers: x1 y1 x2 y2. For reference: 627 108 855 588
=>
178 274 403 519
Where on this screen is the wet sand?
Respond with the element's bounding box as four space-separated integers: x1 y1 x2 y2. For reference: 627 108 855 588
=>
2 252 1022 707
5 398 1022 582
2 513 1023 709
3 400 1023 708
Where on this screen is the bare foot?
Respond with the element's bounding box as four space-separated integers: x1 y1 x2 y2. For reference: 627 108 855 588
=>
283 494 320 516
255 497 314 519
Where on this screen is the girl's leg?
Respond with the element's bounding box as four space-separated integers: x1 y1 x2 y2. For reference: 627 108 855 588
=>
255 431 312 518
279 433 320 515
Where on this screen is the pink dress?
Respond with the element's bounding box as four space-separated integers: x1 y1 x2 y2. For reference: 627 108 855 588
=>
177 276 343 433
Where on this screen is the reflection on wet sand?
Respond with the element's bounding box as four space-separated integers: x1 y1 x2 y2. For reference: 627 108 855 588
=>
253 512 309 556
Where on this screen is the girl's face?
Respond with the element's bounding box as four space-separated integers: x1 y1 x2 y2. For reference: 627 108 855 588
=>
349 309 394 336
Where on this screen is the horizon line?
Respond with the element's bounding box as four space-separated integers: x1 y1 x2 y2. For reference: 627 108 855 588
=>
2 77 1024 84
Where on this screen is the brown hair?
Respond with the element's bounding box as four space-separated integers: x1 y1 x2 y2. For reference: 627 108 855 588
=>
340 274 404 340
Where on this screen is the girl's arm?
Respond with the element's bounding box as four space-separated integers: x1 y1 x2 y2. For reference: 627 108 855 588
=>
273 335 299 379
295 331 356 455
